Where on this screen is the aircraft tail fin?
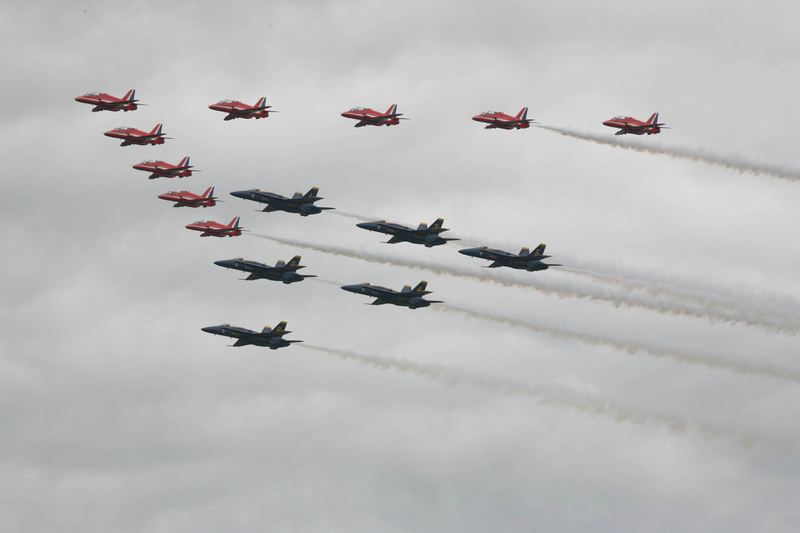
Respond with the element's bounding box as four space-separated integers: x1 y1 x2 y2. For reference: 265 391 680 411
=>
271 321 288 336
179 156 190 168
255 97 267 109
123 89 136 102
202 186 214 199
412 280 428 294
519 247 531 256
286 255 302 269
303 187 320 201
150 123 163 135
531 243 547 258
647 112 659 125
429 218 445 232
516 107 528 120
274 260 287 268
229 216 240 229
417 222 428 231
385 104 398 116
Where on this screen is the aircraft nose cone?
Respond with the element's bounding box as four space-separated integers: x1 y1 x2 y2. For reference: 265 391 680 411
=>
356 222 376 230
230 190 249 199
340 284 359 293
201 326 219 334
214 259 235 268
458 248 475 256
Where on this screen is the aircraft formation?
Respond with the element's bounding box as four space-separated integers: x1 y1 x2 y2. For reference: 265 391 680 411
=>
75 88 663 349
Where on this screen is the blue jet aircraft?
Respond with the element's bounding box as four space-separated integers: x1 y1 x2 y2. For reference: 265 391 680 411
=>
340 280 442 309
230 186 333 216
201 321 301 349
356 217 459 247
458 243 559 271
214 256 316 283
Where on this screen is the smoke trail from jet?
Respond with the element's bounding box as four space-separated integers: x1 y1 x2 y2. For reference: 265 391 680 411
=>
537 125 800 181
331 210 372 222
435 304 800 384
308 277 343 287
557 262 800 329
446 233 800 330
300 344 787 449
250 233 798 333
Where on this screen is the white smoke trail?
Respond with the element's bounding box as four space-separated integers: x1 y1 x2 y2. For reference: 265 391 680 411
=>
300 344 790 449
537 124 800 181
330 210 374 222
446 233 800 332
249 233 798 334
558 262 800 328
435 304 800 384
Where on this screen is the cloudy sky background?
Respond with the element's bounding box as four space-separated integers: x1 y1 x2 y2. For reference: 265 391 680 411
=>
2 1 800 531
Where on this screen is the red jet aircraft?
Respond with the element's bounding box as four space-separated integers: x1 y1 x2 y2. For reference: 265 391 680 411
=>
133 156 195 179
602 113 666 135
104 124 169 146
186 216 242 237
74 89 140 112
158 186 217 208
341 104 405 127
209 97 275 121
472 107 532 129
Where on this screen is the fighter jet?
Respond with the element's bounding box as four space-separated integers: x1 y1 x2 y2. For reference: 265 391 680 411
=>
229 187 333 216
472 107 533 129
201 321 301 349
158 186 217 208
356 218 459 247
208 97 276 120
133 156 195 179
340 280 442 309
214 256 316 283
75 89 140 112
458 243 560 271
104 124 170 146
185 216 243 237
341 104 405 127
602 113 666 135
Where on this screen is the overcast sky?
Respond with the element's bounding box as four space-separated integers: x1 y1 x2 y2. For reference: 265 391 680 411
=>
2 1 800 532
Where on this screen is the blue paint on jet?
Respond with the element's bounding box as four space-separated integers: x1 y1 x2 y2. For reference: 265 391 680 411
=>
458 243 560 271
201 321 302 349
341 281 443 309
356 217 459 247
230 187 333 216
214 256 316 283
